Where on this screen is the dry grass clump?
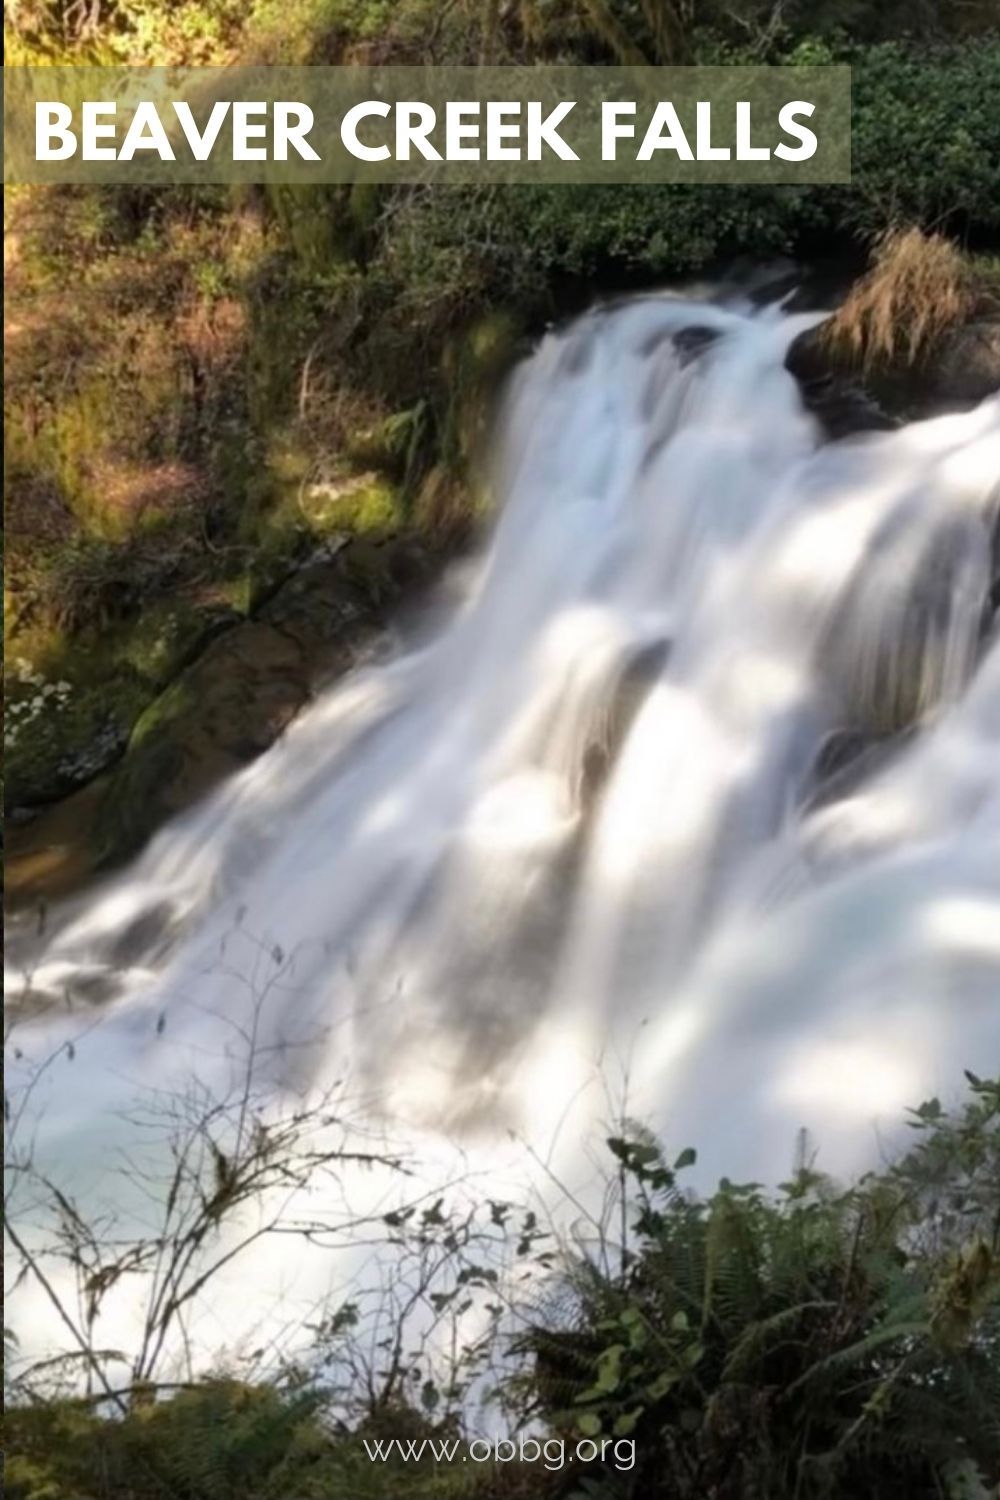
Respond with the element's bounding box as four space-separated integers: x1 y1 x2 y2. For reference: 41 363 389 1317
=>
824 227 976 371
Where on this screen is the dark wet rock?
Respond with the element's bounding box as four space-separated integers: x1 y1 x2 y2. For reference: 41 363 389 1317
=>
794 370 899 441
108 901 179 968
96 619 312 859
821 513 990 736
579 638 671 814
67 971 124 1006
785 326 899 439
672 326 722 366
803 728 906 811
812 728 871 784
787 315 1000 437
924 320 1000 408
53 719 132 794
4 775 111 907
5 603 243 812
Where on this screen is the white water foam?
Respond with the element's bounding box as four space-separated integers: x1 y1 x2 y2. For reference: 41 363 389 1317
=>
6 290 1000 1377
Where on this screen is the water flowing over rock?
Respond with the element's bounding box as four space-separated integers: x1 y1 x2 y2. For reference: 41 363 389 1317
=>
6 289 1000 1371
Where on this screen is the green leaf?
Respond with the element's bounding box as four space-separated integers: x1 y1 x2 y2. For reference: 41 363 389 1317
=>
421 1380 439 1411
645 1371 678 1400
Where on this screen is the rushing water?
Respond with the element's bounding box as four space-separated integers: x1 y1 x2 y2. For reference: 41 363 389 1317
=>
6 288 1000 1373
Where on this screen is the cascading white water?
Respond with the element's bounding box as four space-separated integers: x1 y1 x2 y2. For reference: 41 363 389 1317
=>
6 289 1000 1369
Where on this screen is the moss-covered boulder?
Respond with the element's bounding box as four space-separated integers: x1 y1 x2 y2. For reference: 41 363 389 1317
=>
93 539 434 865
4 599 240 808
96 621 310 859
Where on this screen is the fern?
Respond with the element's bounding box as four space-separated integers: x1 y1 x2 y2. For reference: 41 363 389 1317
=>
517 1076 1000 1500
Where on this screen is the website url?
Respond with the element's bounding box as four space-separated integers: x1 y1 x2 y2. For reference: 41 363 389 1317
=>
362 1435 636 1472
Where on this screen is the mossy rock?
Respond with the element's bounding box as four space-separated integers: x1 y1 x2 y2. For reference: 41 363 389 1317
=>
260 547 378 655
411 463 485 541
240 462 404 607
298 474 403 539
97 621 311 860
440 311 527 470
5 599 242 809
333 535 436 610
8 530 441 883
117 596 244 682
5 667 146 808
95 545 409 864
4 774 110 907
344 406 428 478
923 319 1000 408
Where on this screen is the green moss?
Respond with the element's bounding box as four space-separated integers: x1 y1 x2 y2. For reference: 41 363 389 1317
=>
213 573 254 616
303 475 402 537
4 595 241 807
465 310 524 378
5 654 149 806
438 311 526 472
345 404 427 476
26 356 186 540
116 597 238 684
127 676 199 751
266 185 346 272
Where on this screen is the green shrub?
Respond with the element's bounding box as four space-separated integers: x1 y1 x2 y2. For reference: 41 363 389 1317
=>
519 1076 1000 1499
5 1079 998 1500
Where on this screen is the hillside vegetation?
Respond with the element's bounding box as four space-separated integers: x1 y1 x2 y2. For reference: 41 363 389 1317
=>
5 0 1000 831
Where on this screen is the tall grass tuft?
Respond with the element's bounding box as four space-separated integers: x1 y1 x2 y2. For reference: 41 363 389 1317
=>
824 227 976 371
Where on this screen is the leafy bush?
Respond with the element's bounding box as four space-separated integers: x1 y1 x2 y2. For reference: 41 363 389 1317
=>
519 1076 1000 1499
5 1078 998 1500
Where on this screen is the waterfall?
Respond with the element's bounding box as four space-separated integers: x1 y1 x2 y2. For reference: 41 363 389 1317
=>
6 288 999 1368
